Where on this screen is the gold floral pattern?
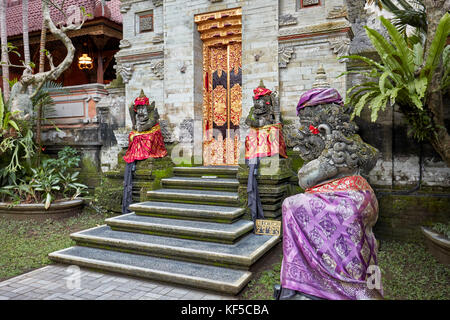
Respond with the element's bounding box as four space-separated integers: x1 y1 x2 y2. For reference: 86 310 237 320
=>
198 10 242 166
212 85 227 127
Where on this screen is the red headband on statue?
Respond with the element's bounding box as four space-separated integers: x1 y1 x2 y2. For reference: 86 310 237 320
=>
253 87 272 100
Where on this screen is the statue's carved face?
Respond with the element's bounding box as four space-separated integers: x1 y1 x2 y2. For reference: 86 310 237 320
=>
136 105 149 124
253 97 271 116
296 110 326 162
295 103 379 188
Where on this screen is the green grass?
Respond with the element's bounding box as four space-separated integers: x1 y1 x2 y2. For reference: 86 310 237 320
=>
378 240 450 300
241 240 449 300
0 206 116 282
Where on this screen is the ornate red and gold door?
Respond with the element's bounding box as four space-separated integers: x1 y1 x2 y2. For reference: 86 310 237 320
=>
195 8 242 166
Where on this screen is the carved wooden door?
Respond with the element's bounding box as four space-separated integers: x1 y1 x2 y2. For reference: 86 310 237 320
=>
203 43 242 166
195 8 242 166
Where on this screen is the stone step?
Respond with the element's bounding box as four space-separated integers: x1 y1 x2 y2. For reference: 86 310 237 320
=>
147 188 240 207
161 176 239 191
173 166 238 178
71 225 280 269
49 246 251 294
130 201 245 223
105 213 253 244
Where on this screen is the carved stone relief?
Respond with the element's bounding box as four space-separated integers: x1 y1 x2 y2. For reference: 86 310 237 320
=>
179 119 194 143
114 63 134 84
278 46 295 68
150 60 164 80
119 39 131 49
327 5 348 19
329 38 350 62
152 0 163 7
279 14 297 27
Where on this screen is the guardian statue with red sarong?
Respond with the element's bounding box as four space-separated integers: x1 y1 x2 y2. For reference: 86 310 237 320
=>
121 90 167 214
244 80 288 224
123 90 167 163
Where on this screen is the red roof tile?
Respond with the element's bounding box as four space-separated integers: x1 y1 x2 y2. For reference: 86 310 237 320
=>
4 0 122 37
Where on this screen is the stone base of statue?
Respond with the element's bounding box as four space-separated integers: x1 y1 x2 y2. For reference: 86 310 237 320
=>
238 157 295 220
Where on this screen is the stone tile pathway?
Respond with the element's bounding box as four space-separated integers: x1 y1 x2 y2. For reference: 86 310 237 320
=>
0 264 237 300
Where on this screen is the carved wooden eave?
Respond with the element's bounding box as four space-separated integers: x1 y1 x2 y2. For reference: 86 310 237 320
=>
9 18 123 47
194 8 242 46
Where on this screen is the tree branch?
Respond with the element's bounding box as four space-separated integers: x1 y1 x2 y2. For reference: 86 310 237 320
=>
26 0 86 99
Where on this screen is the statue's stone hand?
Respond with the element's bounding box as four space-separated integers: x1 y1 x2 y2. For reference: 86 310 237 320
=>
298 158 338 189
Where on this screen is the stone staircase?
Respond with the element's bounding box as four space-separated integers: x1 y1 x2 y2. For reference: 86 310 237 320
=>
49 166 280 295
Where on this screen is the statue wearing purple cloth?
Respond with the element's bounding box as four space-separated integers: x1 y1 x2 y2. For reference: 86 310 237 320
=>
275 66 383 300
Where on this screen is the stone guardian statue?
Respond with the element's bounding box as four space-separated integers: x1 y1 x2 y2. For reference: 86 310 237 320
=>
275 66 383 300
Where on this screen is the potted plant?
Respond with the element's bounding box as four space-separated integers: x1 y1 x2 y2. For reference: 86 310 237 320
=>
421 223 450 265
1 89 87 218
0 144 88 218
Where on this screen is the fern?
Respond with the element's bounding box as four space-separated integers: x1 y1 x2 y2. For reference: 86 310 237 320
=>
341 13 449 127
422 12 450 82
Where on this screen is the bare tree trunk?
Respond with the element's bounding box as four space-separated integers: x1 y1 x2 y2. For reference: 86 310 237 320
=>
38 23 47 73
36 19 48 152
22 0 30 67
0 0 9 100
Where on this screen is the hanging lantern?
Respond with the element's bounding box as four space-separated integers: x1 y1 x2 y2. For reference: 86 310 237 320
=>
78 53 93 70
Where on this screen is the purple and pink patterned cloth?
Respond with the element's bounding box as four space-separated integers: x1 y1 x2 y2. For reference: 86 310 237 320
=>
296 88 343 115
281 175 384 300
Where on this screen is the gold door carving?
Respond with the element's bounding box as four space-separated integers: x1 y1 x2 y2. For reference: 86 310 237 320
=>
195 9 242 166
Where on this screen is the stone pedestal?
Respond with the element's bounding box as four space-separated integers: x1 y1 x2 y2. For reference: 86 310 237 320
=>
95 144 176 213
237 157 296 220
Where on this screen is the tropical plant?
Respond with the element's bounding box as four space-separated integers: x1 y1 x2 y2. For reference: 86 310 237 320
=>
0 88 35 180
30 162 61 209
368 0 427 35
31 80 64 153
340 11 450 165
0 146 88 209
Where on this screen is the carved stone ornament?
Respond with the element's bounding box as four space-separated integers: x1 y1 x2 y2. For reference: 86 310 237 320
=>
302 0 320 7
278 46 295 68
179 118 194 143
120 4 131 13
150 60 164 80
159 120 174 143
152 0 163 7
279 14 298 27
327 5 348 20
114 63 133 84
329 38 350 62
152 33 164 44
119 39 131 49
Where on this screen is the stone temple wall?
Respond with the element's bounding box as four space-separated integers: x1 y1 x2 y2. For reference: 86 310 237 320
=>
102 0 450 189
